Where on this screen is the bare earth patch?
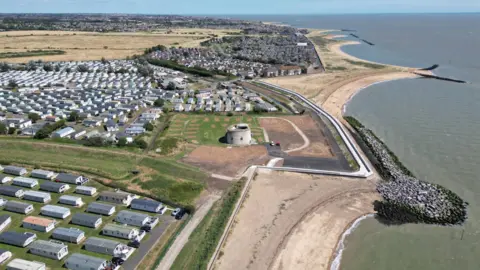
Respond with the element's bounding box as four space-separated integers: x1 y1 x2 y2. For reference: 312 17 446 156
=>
181 145 269 177
214 170 380 270
285 115 334 158
259 118 304 151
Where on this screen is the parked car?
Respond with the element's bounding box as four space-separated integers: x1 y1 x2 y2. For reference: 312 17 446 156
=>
140 226 151 232
112 257 125 265
172 208 181 216
175 208 186 220
128 240 140 248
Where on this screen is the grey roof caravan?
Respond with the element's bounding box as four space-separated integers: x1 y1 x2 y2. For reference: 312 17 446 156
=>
130 198 163 213
23 191 52 203
2 166 27 176
6 259 46 270
0 186 24 198
28 240 69 260
115 210 150 227
52 227 85 244
40 181 70 193
5 201 34 214
12 177 38 188
102 223 139 240
54 173 86 185
40 205 71 219
86 202 116 216
65 253 108 270
31 169 55 180
75 186 97 196
59 195 83 206
71 213 102 228
0 231 37 247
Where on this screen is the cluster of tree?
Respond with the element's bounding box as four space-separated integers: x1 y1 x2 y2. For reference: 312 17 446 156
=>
33 120 66 139
28 113 41 123
76 64 89 73
0 62 10 72
143 122 154 131
144 44 167 54
67 111 80 122
154 98 164 107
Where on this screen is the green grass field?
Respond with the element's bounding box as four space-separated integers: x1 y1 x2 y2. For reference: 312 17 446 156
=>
0 179 160 269
165 114 265 145
0 139 206 206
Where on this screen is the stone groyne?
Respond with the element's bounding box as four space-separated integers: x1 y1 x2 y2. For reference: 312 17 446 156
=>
345 116 468 225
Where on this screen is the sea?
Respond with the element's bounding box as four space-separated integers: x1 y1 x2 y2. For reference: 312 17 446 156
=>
225 13 480 270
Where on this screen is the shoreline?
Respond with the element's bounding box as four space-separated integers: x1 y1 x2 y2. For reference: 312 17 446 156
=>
329 213 374 270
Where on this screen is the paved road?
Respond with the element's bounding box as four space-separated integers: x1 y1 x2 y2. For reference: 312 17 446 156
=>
156 194 221 270
257 81 373 178
123 215 175 270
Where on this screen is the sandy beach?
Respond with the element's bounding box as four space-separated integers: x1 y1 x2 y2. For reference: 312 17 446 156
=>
213 170 380 270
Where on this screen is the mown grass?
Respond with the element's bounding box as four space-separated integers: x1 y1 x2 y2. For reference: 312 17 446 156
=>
0 139 206 206
171 178 246 270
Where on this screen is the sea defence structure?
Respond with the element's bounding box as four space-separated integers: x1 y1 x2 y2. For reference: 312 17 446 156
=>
256 81 373 178
226 124 252 145
345 116 467 225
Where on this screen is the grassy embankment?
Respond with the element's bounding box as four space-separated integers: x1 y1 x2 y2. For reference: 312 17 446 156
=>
169 178 246 269
0 50 65 59
0 139 205 207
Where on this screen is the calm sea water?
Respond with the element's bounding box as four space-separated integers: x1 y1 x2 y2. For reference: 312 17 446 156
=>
229 14 480 269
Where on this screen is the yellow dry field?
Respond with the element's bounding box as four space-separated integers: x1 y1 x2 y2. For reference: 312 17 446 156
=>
0 28 239 63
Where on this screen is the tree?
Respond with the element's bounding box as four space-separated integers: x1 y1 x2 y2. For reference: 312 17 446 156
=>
154 98 164 107
43 64 53 72
107 67 114 74
8 79 17 88
54 65 60 72
77 65 89 73
65 67 72 73
101 57 108 64
117 137 128 147
134 138 148 149
84 137 106 147
28 113 41 123
8 127 16 135
194 90 200 95
67 111 79 122
166 82 176 90
0 62 10 72
0 122 6 134
144 122 154 132
227 112 234 117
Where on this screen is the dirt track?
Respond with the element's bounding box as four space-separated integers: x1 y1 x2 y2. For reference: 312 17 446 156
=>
214 170 380 270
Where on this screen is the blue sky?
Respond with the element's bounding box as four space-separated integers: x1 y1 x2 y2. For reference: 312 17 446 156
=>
1 0 479 14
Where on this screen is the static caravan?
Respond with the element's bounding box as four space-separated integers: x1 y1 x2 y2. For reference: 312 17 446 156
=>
40 181 70 193
55 173 85 185
84 237 130 257
40 205 71 219
71 213 102 228
75 186 97 196
86 202 116 216
130 198 163 213
23 191 52 203
115 210 150 227
59 195 83 206
0 215 12 232
12 177 39 188
52 227 85 244
22 216 56 233
0 174 12 184
5 201 34 214
29 240 69 260
102 223 139 240
2 166 27 176
31 169 55 180
6 259 45 270
0 186 24 198
98 191 134 206
65 253 108 270
0 231 37 247
0 248 12 265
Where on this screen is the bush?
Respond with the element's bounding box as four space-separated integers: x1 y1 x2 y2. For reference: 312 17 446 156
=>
226 112 234 117
134 138 148 149
83 137 108 147
117 137 128 147
144 122 154 131
154 98 165 107
0 122 7 134
34 120 66 139
7 127 16 135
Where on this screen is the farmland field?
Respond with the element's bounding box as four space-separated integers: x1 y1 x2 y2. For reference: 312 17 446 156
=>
0 29 240 63
0 139 206 206
165 114 265 146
